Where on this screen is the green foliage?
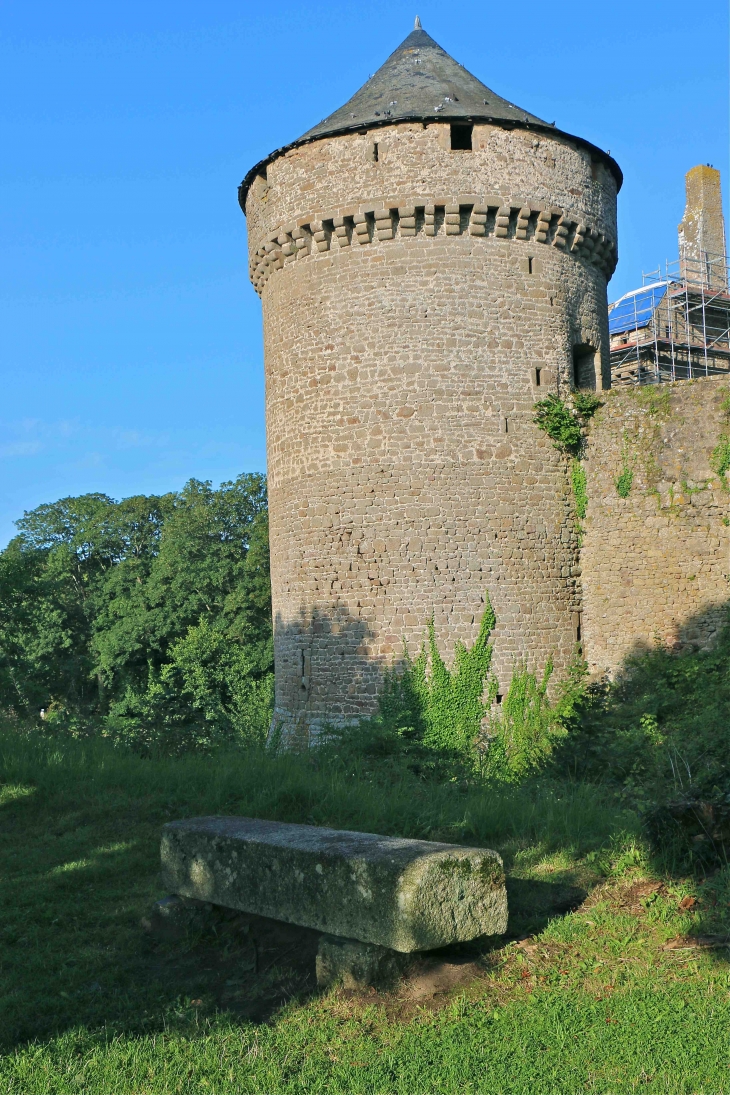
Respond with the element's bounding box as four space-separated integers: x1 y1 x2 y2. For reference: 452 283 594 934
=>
484 655 585 782
553 618 730 869
571 459 588 520
355 598 582 783
415 600 498 754
615 466 634 498
374 598 497 769
0 475 273 752
533 392 602 457
710 435 730 488
571 390 602 420
533 394 583 454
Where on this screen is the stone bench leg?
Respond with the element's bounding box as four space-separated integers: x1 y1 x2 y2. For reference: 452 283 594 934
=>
316 934 410 990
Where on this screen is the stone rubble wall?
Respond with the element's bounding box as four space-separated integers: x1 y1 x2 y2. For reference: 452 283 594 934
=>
581 377 730 677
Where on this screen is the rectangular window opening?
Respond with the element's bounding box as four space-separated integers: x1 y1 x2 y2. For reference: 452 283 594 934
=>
528 256 534 274
450 123 473 151
534 367 542 387
572 344 597 390
371 142 379 162
495 694 503 705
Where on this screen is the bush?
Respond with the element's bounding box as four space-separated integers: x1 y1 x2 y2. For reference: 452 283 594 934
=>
553 619 730 868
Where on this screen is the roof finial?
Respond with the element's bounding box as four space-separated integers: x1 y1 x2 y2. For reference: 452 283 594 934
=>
414 15 421 28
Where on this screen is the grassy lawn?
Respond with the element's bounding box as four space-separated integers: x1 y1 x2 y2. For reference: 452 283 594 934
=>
1 730 729 1094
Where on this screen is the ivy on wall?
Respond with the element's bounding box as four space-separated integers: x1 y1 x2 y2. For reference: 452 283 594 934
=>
710 389 730 491
615 466 634 498
533 391 601 529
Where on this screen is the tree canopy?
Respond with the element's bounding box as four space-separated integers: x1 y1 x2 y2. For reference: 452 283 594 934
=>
0 474 272 751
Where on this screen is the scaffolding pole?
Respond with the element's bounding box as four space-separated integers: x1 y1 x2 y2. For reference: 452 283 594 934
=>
609 250 730 385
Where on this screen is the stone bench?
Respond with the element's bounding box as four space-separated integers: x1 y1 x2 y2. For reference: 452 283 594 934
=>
160 816 508 988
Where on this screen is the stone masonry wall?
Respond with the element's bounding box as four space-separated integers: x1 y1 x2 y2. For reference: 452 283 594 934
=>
244 122 618 737
581 377 730 677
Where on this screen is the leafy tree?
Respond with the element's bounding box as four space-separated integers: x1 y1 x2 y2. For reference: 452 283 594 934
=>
0 474 273 751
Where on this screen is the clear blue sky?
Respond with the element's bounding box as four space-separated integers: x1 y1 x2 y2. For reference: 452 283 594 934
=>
1 1 727 546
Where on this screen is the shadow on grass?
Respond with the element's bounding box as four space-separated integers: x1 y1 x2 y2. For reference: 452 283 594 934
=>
0 731 630 1055
0 702 725 1053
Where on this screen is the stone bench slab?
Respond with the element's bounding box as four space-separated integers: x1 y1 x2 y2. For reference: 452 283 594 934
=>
161 816 507 953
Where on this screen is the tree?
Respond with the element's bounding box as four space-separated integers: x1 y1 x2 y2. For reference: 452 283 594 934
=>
0 474 273 751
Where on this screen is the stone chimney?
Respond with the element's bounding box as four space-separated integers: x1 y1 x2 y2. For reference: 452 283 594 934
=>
678 165 728 288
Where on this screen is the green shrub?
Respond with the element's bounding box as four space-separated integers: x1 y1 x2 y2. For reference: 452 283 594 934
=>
484 655 585 783
553 618 730 869
382 597 498 762
533 392 602 457
572 391 602 419
340 598 583 785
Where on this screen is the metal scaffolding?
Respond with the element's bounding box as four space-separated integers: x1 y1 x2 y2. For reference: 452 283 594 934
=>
609 249 730 385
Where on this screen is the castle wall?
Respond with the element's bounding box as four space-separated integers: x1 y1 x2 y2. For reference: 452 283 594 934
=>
245 122 618 737
581 377 730 676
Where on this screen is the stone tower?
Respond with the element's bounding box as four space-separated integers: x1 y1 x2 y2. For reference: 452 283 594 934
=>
239 21 621 739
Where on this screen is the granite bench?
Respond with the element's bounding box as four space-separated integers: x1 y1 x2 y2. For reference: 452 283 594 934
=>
159 816 508 988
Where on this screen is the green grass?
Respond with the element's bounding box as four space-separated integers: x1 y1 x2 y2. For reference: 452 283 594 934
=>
1 730 729 1093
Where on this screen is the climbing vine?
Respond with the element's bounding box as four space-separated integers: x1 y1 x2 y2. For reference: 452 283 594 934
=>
615 466 634 498
710 388 730 490
571 460 588 520
533 392 601 527
378 597 585 780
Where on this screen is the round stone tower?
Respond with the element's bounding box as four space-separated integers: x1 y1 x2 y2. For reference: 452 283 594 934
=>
239 20 621 739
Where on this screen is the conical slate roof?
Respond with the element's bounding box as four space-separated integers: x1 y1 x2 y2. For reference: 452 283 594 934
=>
239 20 621 206
298 22 547 141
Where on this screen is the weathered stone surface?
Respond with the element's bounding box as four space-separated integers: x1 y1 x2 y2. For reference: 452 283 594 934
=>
316 934 409 989
161 816 507 953
582 377 730 677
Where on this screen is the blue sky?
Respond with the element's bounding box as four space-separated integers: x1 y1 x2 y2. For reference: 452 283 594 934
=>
0 1 727 546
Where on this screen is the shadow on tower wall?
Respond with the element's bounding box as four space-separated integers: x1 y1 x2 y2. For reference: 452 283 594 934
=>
271 603 393 746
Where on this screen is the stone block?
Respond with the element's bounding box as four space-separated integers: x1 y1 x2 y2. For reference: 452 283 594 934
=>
316 934 409 989
161 816 507 952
